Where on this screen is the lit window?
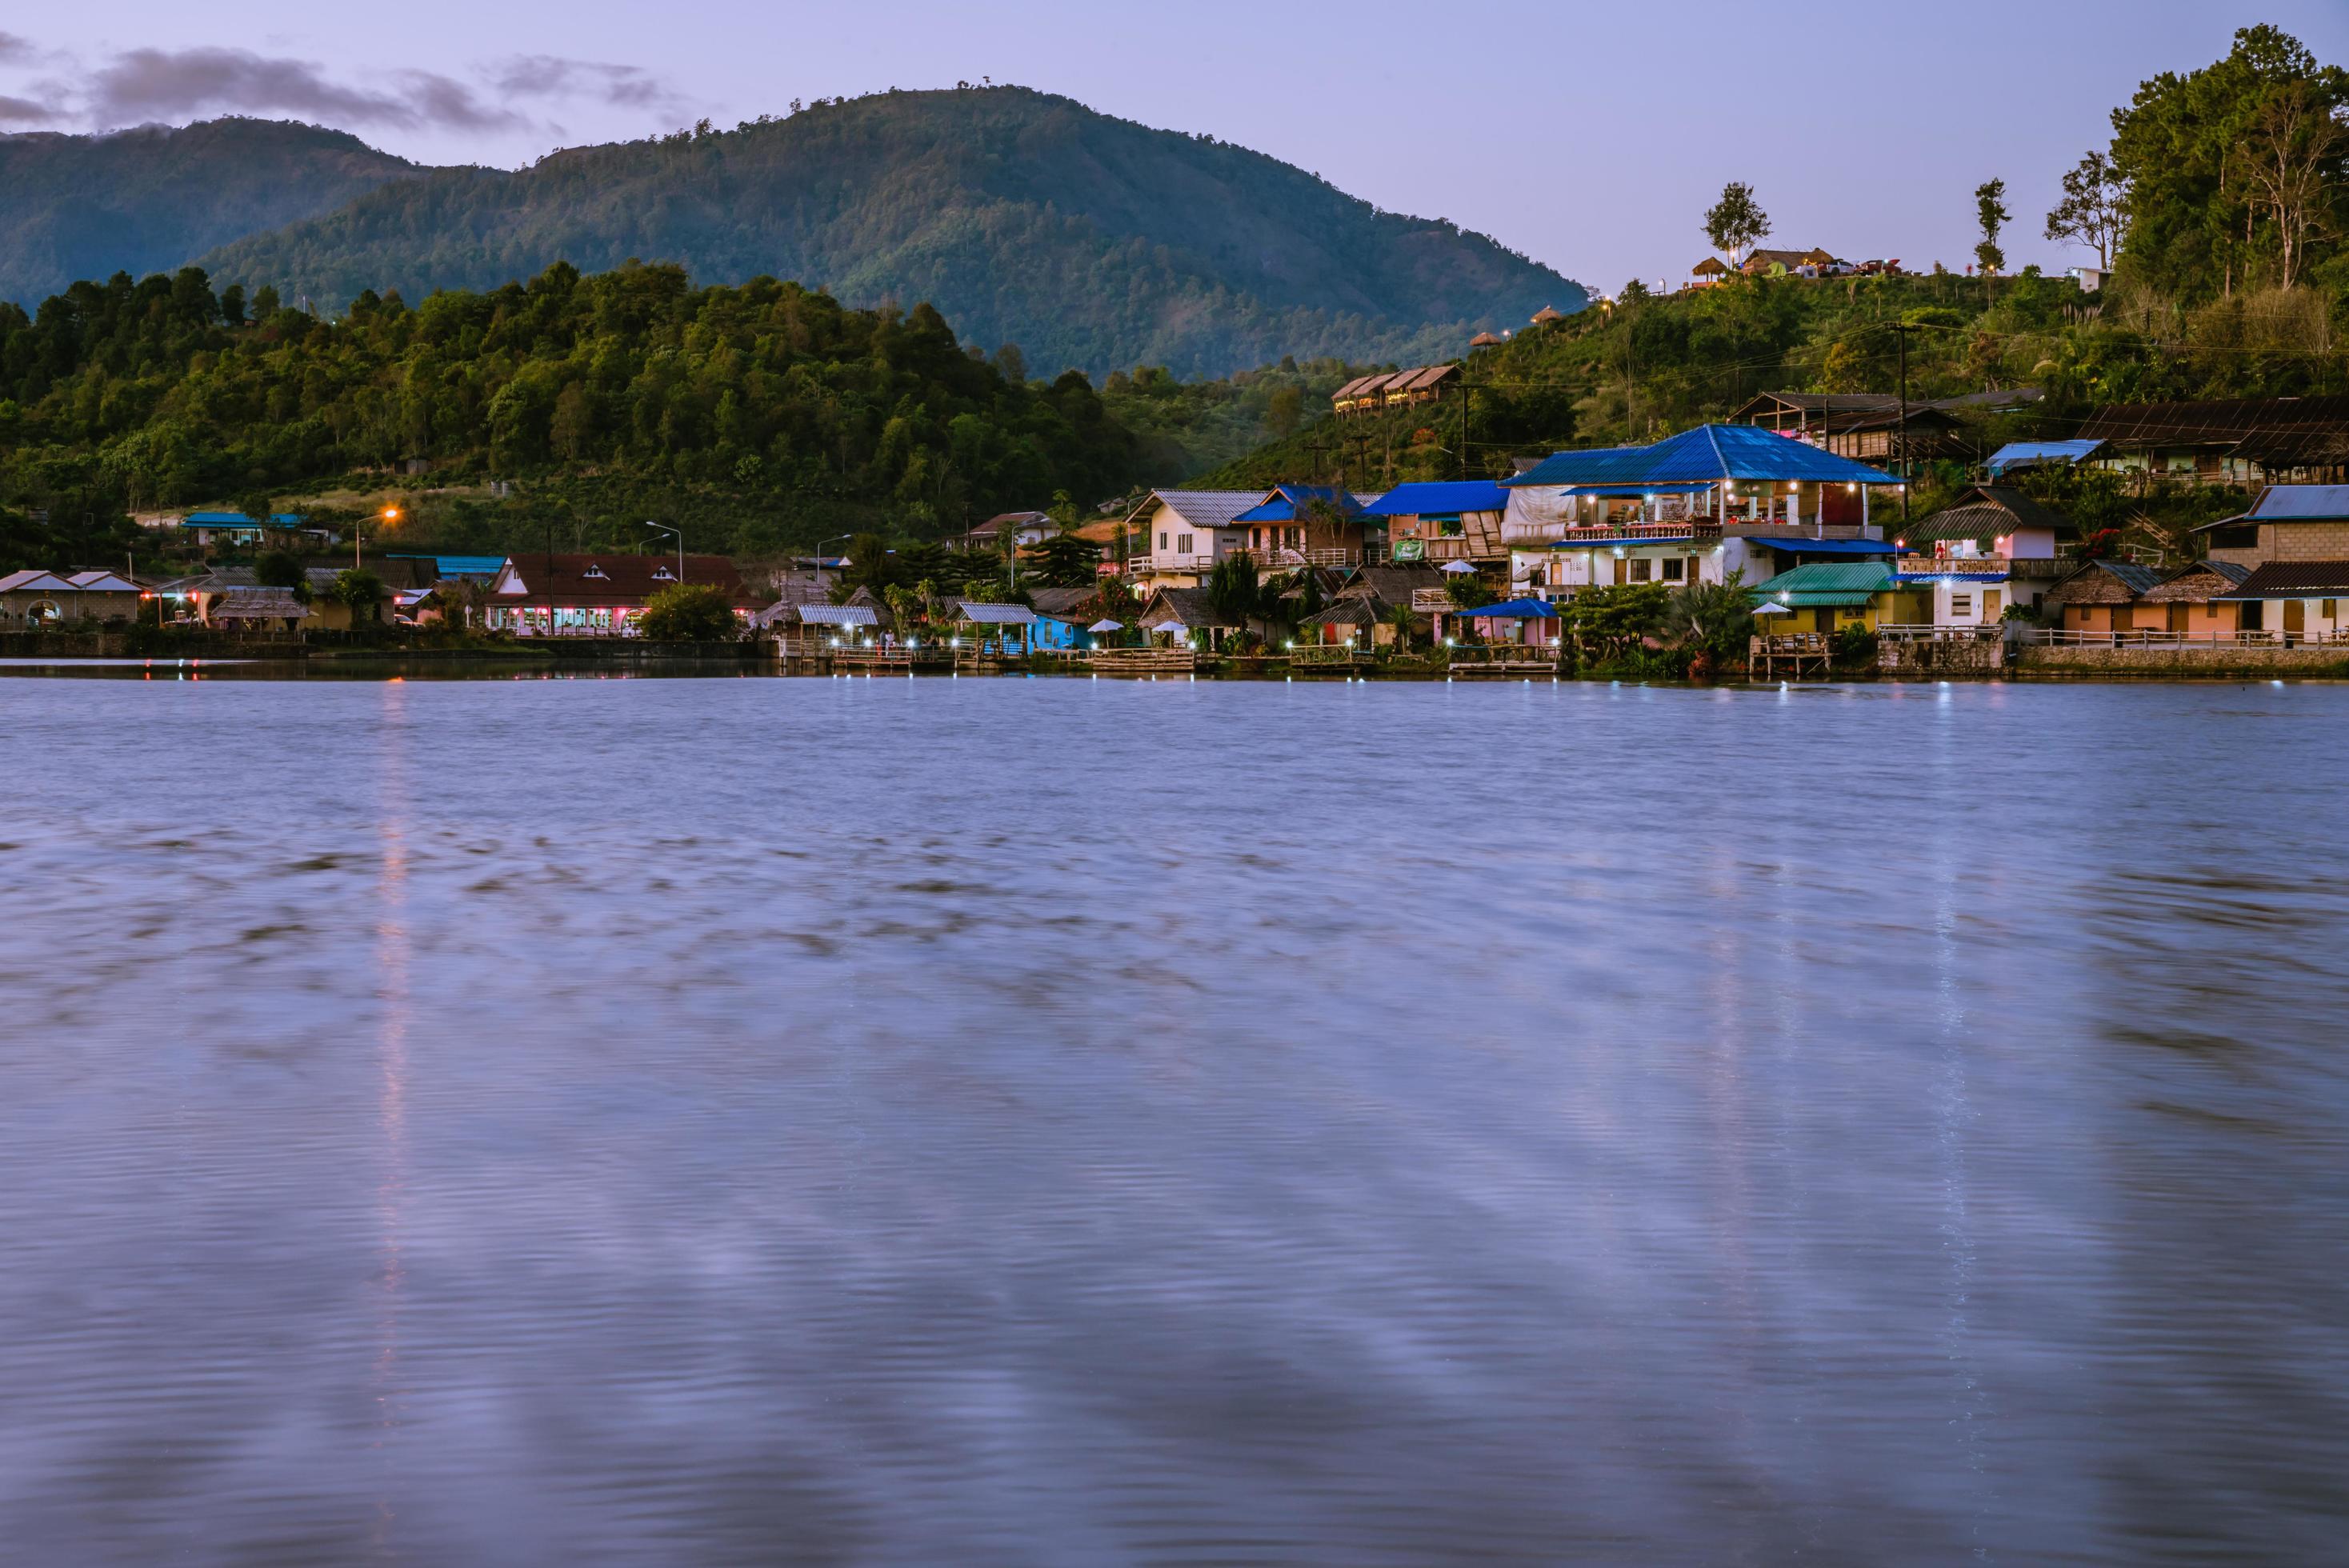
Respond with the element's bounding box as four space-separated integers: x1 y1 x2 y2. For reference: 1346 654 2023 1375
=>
652 566 674 580
582 564 607 578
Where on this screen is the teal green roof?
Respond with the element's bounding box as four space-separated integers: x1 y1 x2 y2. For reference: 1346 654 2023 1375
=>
1755 559 1895 609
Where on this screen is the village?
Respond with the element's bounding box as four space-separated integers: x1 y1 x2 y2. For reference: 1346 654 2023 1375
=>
6 364 2349 681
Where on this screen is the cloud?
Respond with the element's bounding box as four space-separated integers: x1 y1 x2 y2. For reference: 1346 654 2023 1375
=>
87 46 522 132
0 92 61 126
0 31 34 64
491 55 676 110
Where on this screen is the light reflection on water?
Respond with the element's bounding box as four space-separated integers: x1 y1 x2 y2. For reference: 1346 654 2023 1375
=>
1 675 2344 1564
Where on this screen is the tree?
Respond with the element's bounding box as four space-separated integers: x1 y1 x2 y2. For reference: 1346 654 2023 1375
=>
1975 179 2010 276
238 490 275 527
2044 151 2129 270
1206 550 1261 624
1444 573 1496 611
1267 384 1303 438
1703 182 1771 266
253 549 304 590
2232 80 2348 291
1559 582 1671 665
430 577 487 630
1663 572 1757 677
328 569 384 626
991 343 1026 384
1027 527 1102 587
637 582 739 641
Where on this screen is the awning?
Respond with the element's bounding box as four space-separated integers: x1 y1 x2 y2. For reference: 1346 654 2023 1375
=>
794 603 878 626
957 602 1036 625
1757 593 1875 610
1457 598 1559 619
1893 570 2009 583
1749 537 1897 555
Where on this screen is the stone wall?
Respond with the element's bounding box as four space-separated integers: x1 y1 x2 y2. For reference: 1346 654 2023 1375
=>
2018 644 2349 676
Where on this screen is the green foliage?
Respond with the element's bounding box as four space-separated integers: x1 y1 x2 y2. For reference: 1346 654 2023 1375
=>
1663 572 1758 672
1703 182 1771 262
1206 550 1262 623
0 262 1143 562
1974 180 2010 277
252 550 305 589
1560 582 1671 666
196 87 1587 381
1026 528 1102 587
329 569 384 620
1831 625 1879 668
637 582 740 642
1444 574 1497 610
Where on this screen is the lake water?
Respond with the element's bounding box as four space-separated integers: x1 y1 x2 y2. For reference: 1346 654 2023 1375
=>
4 671 2346 1564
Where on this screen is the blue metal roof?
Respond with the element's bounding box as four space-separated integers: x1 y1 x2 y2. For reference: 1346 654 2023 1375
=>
1452 597 1558 619
1747 536 1897 556
1231 485 1367 524
185 510 304 525
1558 482 1715 497
2250 484 2349 522
1360 481 1513 518
1986 438 2106 476
1504 425 1899 489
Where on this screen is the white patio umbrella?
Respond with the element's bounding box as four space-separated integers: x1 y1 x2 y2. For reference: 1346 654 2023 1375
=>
1088 619 1123 633
1439 560 1477 574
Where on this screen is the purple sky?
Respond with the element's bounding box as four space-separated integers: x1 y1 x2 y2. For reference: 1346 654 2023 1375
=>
5 2 2344 297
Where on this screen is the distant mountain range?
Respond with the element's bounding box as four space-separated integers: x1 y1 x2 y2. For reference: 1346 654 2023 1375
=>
5 88 1587 378
0 118 423 310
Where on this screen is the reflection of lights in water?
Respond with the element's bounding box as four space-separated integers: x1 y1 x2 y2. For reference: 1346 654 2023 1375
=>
370 678 412 1550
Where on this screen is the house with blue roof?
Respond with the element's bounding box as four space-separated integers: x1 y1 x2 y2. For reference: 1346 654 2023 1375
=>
1359 481 1514 572
1496 423 1906 602
154 510 336 549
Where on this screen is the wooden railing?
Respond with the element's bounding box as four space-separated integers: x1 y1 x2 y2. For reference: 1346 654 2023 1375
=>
2018 628 2349 648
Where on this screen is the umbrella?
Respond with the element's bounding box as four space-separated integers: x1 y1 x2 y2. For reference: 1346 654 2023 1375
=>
1088 619 1123 632
1440 561 1477 574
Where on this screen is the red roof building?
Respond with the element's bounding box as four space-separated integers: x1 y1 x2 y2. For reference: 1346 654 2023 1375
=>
484 554 758 634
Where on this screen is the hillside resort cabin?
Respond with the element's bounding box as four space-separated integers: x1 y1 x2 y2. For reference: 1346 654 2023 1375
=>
1891 486 2079 622
1739 248 1837 276
1331 365 1459 418
2074 396 2349 488
483 553 756 635
1498 422 1907 602
0 570 146 626
1362 482 1512 570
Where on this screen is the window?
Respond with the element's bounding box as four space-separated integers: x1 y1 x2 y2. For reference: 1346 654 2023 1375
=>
1629 558 1653 582
582 564 608 579
1951 594 1973 618
1661 558 1685 582
1159 531 1170 550
651 566 675 580
1177 534 1194 554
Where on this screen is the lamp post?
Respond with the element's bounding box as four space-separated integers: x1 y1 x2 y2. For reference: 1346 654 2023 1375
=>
642 520 684 584
815 534 854 594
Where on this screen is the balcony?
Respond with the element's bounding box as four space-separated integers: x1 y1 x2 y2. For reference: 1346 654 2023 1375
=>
1545 521 1726 546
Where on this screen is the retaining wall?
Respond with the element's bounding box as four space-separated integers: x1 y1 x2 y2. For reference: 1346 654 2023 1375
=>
2017 645 2349 677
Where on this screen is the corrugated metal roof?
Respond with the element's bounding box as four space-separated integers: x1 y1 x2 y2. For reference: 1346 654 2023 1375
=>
794 604 878 626
1361 482 1513 518
1455 597 1558 619
1232 485 1372 523
63 572 142 591
1986 439 2107 475
2250 484 2349 522
1755 561 1895 600
1142 491 1266 530
957 602 1038 624
1504 426 1899 489
2219 562 2349 598
1751 537 1898 556
0 570 78 593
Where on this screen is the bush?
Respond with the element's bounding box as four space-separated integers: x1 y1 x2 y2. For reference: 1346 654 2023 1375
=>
1831 625 1879 667
637 582 740 642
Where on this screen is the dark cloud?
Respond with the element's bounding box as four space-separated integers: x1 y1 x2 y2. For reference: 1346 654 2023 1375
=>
87 47 522 132
0 32 33 64
0 92 61 126
491 55 675 110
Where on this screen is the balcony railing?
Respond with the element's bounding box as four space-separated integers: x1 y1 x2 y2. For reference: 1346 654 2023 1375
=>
1543 522 1726 546
1260 546 1360 570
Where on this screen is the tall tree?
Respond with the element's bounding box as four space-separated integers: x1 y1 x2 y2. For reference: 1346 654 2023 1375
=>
1703 182 1771 266
2232 80 2349 291
2044 152 2130 270
1974 180 2011 277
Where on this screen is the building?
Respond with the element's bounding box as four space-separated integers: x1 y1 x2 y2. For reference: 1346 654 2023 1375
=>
2043 559 2167 636
1986 438 2108 478
142 510 335 549
1739 248 1837 276
1122 490 1265 588
0 570 142 626
2074 397 2349 487
1443 597 1559 646
1026 586 1099 650
483 553 756 634
1891 485 2078 621
1751 560 1919 636
2219 562 2349 642
1331 365 1459 418
1688 256 1731 288
1499 423 1906 603
1361 481 1513 571
2138 559 2251 638
2196 483 2349 567
1227 485 1382 571
952 512 1056 553
1732 389 2043 466
1135 586 1249 650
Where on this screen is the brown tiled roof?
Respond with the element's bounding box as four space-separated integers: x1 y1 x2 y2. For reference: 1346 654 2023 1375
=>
2219 561 2349 598
495 553 753 610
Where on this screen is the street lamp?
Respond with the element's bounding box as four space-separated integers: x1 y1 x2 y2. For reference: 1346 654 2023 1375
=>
642 520 684 584
357 505 398 570
816 534 854 594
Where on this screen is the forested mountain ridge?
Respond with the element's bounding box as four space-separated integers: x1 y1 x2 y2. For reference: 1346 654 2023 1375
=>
0 261 1145 570
196 86 1585 378
0 118 428 310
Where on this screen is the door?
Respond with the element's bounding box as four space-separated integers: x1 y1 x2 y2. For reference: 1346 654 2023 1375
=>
1981 590 2001 622
2283 599 2306 642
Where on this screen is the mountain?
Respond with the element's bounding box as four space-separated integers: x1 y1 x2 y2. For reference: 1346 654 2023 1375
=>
196 86 1586 378
0 118 426 308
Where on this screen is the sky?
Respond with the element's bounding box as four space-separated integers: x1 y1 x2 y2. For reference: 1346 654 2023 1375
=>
4 1 2345 295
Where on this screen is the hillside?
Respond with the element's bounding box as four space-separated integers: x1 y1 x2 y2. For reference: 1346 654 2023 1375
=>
197 86 1585 379
0 261 1143 572
0 118 426 309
